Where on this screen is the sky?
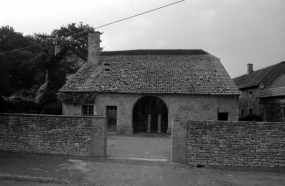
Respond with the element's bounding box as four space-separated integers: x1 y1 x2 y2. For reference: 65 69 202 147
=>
1 0 285 78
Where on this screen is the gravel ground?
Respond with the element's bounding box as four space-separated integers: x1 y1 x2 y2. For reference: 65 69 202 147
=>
107 133 171 160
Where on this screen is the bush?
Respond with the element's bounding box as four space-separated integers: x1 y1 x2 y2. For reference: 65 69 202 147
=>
5 96 40 113
239 114 263 121
41 103 62 115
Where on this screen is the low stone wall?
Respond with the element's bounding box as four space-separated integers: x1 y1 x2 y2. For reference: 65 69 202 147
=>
0 113 106 157
172 120 285 167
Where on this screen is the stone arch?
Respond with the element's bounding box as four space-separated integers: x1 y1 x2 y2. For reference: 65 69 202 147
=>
132 96 168 133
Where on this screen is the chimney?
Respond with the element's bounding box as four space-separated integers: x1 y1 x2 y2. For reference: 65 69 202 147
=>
55 45 61 55
88 32 101 65
247 63 253 75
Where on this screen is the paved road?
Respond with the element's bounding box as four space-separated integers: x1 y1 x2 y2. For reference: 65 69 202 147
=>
1 157 285 186
1 134 285 186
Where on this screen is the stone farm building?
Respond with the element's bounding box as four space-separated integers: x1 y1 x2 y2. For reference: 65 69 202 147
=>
59 32 240 134
257 74 285 122
233 62 285 121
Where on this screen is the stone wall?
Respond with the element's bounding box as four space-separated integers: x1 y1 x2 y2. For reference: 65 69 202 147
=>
172 119 285 167
0 113 106 157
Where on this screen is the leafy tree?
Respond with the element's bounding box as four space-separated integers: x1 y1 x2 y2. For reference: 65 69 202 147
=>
0 53 14 96
51 22 95 54
35 22 96 106
0 26 29 51
0 23 95 112
0 26 40 94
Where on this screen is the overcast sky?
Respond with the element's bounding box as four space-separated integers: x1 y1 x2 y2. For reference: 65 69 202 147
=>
1 0 285 78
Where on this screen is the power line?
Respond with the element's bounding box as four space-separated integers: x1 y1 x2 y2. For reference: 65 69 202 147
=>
1 0 185 54
95 0 185 29
2 40 53 53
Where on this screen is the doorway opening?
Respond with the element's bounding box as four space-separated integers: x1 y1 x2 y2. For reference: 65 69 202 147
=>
133 96 168 133
106 106 117 132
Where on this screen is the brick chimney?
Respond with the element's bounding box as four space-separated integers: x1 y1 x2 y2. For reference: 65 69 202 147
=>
88 32 101 65
55 45 61 55
247 63 253 75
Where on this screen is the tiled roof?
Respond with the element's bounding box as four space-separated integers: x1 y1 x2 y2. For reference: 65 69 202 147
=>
233 63 281 89
269 74 285 88
60 50 241 95
258 86 285 98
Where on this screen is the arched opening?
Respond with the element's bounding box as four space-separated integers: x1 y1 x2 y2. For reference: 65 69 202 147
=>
133 96 168 133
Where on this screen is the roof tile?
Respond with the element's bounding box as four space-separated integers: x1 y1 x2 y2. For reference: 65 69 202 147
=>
60 50 240 95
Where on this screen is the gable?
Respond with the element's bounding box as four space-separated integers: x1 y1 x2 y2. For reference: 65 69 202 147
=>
60 50 240 95
47 47 87 90
268 74 285 88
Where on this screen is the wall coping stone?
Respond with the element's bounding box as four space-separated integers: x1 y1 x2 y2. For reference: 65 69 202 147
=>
0 113 106 119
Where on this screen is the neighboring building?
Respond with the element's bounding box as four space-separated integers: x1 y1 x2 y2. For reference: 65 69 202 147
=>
233 62 285 119
59 32 240 134
46 46 87 91
257 74 285 121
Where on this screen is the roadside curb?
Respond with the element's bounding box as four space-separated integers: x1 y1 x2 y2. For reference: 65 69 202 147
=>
0 173 70 184
108 157 168 162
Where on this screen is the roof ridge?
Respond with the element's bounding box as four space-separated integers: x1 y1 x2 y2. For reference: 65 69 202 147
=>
100 49 209 56
234 61 283 79
233 61 284 88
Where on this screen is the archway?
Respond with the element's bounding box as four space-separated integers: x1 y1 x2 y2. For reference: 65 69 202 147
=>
133 96 168 133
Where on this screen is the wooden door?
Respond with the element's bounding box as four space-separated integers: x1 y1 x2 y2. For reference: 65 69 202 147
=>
106 106 117 131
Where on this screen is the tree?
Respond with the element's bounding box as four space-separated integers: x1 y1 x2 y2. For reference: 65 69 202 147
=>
0 26 30 52
0 26 39 94
51 22 95 54
35 22 96 105
0 53 14 96
0 23 94 105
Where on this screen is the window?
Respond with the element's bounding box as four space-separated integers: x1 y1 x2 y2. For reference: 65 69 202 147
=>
82 105 94 116
249 108 253 115
218 112 228 121
241 108 244 117
248 90 253 96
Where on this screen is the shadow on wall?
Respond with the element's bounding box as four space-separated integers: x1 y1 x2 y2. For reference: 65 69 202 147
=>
239 114 263 121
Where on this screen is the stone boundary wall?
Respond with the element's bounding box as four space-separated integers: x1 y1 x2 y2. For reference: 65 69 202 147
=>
172 120 285 167
0 113 106 157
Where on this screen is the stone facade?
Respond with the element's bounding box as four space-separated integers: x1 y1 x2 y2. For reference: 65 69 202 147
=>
238 87 261 116
63 93 239 134
172 119 285 167
0 113 106 157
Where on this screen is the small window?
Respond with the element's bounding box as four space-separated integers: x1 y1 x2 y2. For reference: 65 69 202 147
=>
218 112 228 121
82 105 94 116
241 108 244 117
249 108 253 115
248 90 253 96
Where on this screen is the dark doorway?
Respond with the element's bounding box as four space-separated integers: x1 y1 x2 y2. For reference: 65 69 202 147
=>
133 96 168 133
106 106 117 132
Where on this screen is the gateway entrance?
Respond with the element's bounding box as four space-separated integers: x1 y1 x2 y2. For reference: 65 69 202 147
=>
133 96 168 133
